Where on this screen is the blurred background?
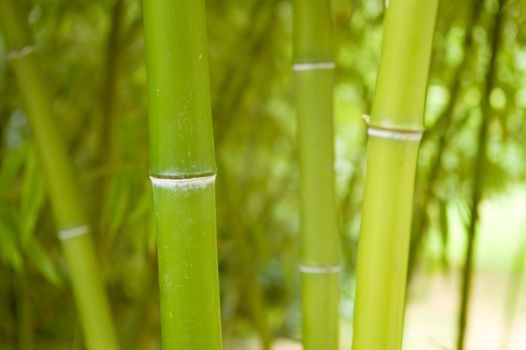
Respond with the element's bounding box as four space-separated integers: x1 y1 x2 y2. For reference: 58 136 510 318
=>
1 0 526 349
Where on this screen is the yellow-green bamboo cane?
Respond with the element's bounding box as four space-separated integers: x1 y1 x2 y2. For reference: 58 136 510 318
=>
293 1 341 349
143 0 223 348
0 1 119 349
352 0 438 349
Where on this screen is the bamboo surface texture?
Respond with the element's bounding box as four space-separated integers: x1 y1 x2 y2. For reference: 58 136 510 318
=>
143 0 223 348
352 0 439 349
293 1 341 349
0 1 119 349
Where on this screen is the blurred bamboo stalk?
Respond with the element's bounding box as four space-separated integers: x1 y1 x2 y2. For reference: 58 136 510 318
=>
408 0 483 278
293 1 341 349
0 1 119 349
351 0 438 349
457 1 505 349
143 0 223 348
96 0 125 237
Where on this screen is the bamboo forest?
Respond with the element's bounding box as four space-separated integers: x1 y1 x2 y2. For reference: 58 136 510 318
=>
2 0 526 349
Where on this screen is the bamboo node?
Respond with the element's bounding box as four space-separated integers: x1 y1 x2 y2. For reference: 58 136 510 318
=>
58 225 89 240
292 61 335 71
362 114 424 142
149 174 216 189
298 264 342 274
6 45 37 60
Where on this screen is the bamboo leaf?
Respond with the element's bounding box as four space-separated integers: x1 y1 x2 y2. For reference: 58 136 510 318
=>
102 173 131 243
0 140 26 193
19 146 45 245
0 207 23 271
25 239 63 288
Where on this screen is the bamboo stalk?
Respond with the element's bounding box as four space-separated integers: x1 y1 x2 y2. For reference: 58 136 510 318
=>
142 0 223 349
96 0 125 237
408 0 483 278
0 1 119 349
293 1 341 349
457 1 504 349
351 0 438 349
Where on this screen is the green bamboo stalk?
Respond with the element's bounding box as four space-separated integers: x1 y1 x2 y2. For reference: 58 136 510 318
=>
96 0 125 236
142 0 222 349
0 1 119 349
293 1 341 349
351 0 438 349
457 1 504 349
408 0 482 278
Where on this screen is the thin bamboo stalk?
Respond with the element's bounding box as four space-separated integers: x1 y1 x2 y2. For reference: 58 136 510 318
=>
142 0 223 348
408 0 483 278
0 1 119 349
293 1 341 349
96 0 125 236
351 0 438 349
457 1 504 349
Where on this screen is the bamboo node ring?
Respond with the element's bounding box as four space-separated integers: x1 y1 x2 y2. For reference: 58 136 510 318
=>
150 174 216 189
6 45 37 60
58 225 89 240
362 114 424 142
292 61 335 71
298 264 342 274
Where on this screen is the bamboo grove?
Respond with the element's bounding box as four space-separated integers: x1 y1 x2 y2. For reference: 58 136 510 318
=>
1 0 526 349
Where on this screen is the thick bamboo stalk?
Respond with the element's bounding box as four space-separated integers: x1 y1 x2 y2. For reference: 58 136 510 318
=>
351 0 438 349
143 0 223 349
293 1 341 349
0 1 119 349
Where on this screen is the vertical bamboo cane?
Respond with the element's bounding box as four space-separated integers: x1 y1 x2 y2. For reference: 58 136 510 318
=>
293 1 341 349
457 1 504 348
142 0 223 349
351 0 438 349
0 1 119 349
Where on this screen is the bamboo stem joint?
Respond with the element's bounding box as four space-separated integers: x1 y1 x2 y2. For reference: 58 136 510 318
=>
298 264 342 274
363 114 424 142
293 61 335 71
149 174 216 189
58 225 89 240
6 45 37 60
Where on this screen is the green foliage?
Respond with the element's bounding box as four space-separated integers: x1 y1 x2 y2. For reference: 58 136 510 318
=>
1 0 526 348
